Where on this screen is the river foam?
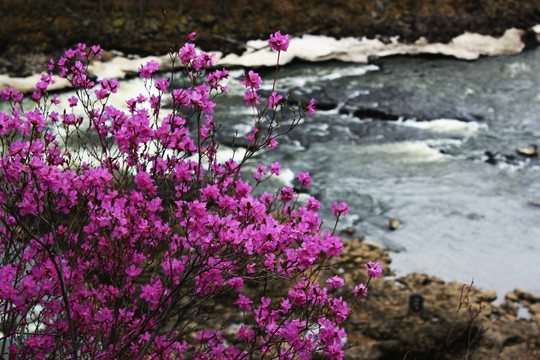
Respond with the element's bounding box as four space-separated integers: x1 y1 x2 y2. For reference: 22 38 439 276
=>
359 140 458 163
396 118 488 139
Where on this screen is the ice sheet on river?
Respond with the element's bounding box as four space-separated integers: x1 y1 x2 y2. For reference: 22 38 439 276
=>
0 27 530 93
219 28 526 66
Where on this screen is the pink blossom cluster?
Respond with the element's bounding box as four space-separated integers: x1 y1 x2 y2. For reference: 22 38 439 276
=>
268 31 290 52
0 33 380 359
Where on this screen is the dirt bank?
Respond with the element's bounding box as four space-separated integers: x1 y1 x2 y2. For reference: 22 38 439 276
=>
1 0 540 76
334 238 540 359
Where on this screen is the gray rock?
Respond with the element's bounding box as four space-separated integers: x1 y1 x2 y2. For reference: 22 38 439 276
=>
388 217 400 231
516 144 538 157
339 87 486 123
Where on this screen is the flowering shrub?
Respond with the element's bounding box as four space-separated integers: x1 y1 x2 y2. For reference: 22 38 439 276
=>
0 31 381 359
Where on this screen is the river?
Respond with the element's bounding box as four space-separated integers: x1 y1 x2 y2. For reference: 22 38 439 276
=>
212 48 540 301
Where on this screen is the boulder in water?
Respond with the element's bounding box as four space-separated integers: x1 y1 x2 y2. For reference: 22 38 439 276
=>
516 144 538 157
342 227 356 236
527 199 540 207
340 87 485 123
388 217 401 230
286 86 347 111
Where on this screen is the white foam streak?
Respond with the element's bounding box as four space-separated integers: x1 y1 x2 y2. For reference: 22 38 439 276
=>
275 65 379 88
213 146 249 164
397 119 488 138
361 140 458 162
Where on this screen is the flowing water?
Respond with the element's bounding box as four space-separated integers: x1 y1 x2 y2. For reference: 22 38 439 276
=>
213 49 540 300
4 47 540 300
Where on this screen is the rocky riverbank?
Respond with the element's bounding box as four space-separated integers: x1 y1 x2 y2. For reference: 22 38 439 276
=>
330 238 539 359
194 237 539 359
2 0 540 77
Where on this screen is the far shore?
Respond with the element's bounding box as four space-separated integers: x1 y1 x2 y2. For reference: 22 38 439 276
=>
2 25 539 94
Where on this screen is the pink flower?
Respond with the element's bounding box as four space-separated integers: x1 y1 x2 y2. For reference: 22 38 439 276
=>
0 40 387 359
270 162 281 175
179 43 197 65
134 171 157 194
268 137 278 149
322 233 344 257
192 52 215 70
196 329 220 343
365 261 383 278
280 188 295 202
207 68 229 89
94 88 108 100
331 201 350 217
246 263 256 274
235 294 253 311
140 279 163 309
268 31 290 52
241 70 262 89
329 297 349 323
154 78 169 92
326 275 345 289
243 89 260 106
227 277 244 290
139 60 160 79
280 298 292 314
268 91 283 108
68 96 78 107
90 45 103 58
253 163 267 180
238 325 254 342
353 283 368 297
297 172 311 187
306 197 320 211
246 126 259 142
307 98 316 115
125 265 142 278
256 163 267 175
94 307 113 322
100 78 119 93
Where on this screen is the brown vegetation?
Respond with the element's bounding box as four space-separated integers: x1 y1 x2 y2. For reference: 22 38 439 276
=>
1 0 540 75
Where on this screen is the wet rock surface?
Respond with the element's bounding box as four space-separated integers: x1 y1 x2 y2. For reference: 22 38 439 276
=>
339 87 487 122
287 85 487 123
287 86 349 112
